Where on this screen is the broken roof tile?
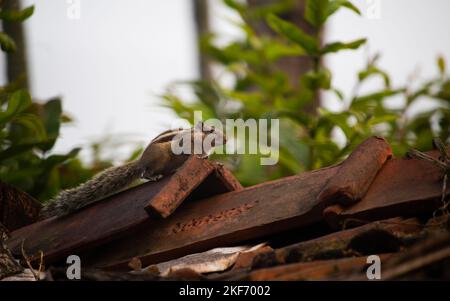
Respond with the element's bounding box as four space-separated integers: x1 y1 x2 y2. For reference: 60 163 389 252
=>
323 150 450 229
252 217 423 268
317 136 392 207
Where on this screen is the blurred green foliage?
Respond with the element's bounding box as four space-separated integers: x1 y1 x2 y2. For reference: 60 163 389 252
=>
164 0 450 186
0 80 107 202
0 4 34 52
0 4 130 203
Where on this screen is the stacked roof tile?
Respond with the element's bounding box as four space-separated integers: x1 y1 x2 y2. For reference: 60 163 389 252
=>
1 136 449 280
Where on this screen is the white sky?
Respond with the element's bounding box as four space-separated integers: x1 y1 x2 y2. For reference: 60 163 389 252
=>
1 0 449 161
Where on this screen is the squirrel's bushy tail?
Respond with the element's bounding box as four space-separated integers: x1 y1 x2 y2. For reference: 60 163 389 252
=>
39 161 143 219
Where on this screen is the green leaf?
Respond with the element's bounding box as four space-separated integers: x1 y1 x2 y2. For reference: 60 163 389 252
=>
61 113 73 123
328 0 361 16
301 68 332 90
6 90 32 114
367 114 399 126
332 88 345 101
436 80 450 101
0 5 34 22
406 81 433 104
438 56 446 76
43 148 82 171
263 40 306 61
0 166 43 185
305 0 329 28
228 90 266 116
0 142 39 161
318 108 354 138
321 38 366 54
13 113 47 141
0 32 16 53
223 0 245 13
266 14 319 55
358 65 391 88
352 89 404 108
0 90 32 126
38 98 63 151
278 146 303 173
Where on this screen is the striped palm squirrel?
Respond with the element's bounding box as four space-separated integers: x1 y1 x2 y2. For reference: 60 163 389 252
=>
39 122 226 220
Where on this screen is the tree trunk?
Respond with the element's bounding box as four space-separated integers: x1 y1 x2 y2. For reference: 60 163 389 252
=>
193 0 211 81
2 0 30 89
247 0 322 113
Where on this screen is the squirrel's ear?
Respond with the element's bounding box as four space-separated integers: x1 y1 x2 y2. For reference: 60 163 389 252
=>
194 121 204 131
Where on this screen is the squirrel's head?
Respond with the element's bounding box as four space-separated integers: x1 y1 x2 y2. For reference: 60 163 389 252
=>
143 121 227 161
194 121 227 147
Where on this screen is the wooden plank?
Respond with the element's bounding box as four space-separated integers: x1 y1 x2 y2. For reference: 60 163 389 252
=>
323 150 450 228
247 254 393 281
84 165 340 269
0 181 41 231
317 136 392 206
252 217 422 268
7 157 241 265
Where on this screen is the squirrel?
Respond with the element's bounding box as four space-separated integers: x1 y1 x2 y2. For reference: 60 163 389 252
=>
39 122 226 220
